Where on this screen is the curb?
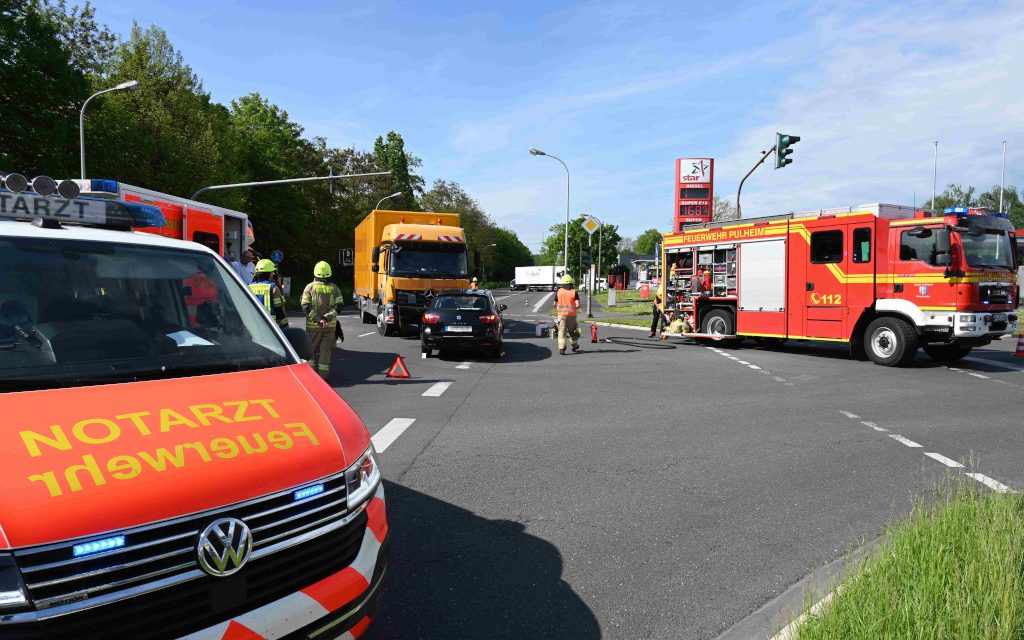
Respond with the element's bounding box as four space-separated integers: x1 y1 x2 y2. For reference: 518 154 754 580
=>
714 538 881 640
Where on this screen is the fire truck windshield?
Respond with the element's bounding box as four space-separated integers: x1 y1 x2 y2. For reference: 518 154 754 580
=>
0 238 290 391
960 229 1014 269
390 242 468 278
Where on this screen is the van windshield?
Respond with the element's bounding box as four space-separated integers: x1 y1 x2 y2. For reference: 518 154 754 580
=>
0 237 290 391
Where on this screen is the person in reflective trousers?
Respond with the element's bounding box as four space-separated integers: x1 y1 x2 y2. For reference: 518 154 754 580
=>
248 259 289 328
555 274 581 355
301 261 344 380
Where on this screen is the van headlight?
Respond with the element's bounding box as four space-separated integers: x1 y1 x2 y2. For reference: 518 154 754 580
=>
0 554 28 610
345 447 381 510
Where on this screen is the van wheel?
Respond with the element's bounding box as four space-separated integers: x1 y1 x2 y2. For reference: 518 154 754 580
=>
377 306 395 336
864 317 918 366
923 344 972 363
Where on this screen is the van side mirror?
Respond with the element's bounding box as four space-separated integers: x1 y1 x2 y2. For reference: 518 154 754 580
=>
371 246 380 273
936 228 951 253
282 327 313 360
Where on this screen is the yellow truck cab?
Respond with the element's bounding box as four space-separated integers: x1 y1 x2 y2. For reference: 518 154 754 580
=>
0 173 388 640
354 210 470 336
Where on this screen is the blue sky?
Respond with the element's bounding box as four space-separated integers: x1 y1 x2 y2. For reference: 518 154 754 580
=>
95 0 1023 250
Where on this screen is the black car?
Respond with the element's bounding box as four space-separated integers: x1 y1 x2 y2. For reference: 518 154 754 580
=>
420 290 506 358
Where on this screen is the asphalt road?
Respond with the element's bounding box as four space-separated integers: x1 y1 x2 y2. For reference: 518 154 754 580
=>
311 290 1024 640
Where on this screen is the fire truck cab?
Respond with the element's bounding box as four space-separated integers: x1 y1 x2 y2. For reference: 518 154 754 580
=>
661 204 1019 366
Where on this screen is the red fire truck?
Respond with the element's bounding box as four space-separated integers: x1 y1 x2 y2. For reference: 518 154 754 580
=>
661 204 1019 366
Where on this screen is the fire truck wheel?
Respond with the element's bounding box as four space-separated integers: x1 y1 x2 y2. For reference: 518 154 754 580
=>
864 317 919 366
922 343 972 363
702 309 736 342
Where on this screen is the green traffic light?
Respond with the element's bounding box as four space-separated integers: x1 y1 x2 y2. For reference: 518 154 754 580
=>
775 132 801 169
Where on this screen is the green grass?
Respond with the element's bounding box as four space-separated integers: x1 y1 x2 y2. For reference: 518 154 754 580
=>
603 302 651 315
595 289 646 305
795 478 1024 640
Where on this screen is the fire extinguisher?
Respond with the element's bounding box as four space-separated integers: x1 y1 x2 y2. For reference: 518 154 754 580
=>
591 324 598 343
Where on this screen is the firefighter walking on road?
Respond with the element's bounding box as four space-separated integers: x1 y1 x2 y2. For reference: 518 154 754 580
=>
301 261 344 381
649 283 666 338
556 274 581 355
249 259 289 328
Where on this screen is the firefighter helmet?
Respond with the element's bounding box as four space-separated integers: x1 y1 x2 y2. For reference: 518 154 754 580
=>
561 274 574 285
472 277 478 283
254 259 276 274
314 261 332 278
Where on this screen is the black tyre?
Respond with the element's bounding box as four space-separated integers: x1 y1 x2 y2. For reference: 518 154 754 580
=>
923 343 972 363
701 309 740 346
421 345 432 358
487 343 502 359
864 317 919 366
376 306 395 336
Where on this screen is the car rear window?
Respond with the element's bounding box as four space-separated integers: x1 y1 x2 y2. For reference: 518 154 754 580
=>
433 296 488 310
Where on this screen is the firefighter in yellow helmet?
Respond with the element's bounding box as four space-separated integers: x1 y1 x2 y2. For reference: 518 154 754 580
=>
649 282 666 338
555 274 581 355
300 261 344 381
248 259 288 328
469 277 480 291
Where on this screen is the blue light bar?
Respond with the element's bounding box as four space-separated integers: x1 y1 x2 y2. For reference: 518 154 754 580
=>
293 484 325 501
121 201 166 228
944 207 969 214
72 535 125 557
0 192 165 229
90 179 119 194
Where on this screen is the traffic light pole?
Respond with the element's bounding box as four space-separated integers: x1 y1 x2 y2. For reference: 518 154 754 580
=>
587 234 593 318
735 145 776 219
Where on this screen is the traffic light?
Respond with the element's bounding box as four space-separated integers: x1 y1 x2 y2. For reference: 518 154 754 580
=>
775 132 801 169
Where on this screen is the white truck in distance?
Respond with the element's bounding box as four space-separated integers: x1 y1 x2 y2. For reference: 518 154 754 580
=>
511 265 563 291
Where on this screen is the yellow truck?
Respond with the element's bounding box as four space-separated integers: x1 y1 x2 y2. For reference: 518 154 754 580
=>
355 209 470 335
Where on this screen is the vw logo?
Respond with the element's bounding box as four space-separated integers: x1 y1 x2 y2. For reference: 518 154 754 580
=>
197 518 252 577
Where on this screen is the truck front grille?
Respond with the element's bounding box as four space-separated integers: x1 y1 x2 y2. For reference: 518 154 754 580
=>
7 471 365 639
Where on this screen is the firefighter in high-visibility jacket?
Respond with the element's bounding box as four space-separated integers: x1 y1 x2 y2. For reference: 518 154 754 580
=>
649 283 666 338
555 274 581 355
300 261 344 380
248 259 289 328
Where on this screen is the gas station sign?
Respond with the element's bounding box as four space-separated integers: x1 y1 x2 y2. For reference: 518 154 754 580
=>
675 158 714 230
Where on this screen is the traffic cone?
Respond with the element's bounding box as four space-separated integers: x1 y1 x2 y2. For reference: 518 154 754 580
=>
591 324 598 343
1013 331 1024 358
386 355 411 378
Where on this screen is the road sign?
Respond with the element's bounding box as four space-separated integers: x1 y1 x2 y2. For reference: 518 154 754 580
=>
339 248 354 266
583 216 600 236
271 249 284 264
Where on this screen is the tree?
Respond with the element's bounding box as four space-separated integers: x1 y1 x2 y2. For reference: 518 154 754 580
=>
487 227 533 281
373 131 423 211
633 228 663 256
713 195 737 222
976 185 1023 229
539 217 621 280
40 0 117 75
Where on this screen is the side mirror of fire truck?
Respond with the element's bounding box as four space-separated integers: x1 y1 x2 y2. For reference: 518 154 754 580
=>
371 246 380 273
935 228 951 254
935 253 952 267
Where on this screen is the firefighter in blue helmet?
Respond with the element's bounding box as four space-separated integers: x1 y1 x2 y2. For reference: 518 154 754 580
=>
248 259 288 328
301 261 344 380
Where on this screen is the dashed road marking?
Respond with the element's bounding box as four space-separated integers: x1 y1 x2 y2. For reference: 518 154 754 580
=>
456 362 471 369
967 372 990 379
924 452 964 468
888 434 922 448
422 381 453 397
372 418 415 453
736 360 751 365
839 411 860 419
747 364 761 370
358 332 375 338
966 473 1012 493
861 421 887 432
532 292 554 314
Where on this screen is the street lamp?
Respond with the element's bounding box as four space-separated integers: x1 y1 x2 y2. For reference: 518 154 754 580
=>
80 80 140 179
529 148 570 276
375 191 403 210
481 243 497 282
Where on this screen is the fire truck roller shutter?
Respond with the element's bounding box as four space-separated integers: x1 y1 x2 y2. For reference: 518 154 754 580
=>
737 239 787 338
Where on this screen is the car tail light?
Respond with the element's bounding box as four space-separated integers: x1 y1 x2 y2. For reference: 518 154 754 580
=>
479 314 499 324
423 312 441 323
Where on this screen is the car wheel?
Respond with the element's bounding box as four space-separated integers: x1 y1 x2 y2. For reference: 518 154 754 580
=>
490 343 502 359
923 343 972 363
376 306 395 336
864 317 919 366
421 345 432 358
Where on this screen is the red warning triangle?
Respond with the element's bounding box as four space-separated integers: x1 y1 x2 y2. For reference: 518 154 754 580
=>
221 620 264 640
386 355 411 379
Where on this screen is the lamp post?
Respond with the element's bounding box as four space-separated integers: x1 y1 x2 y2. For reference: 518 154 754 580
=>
80 80 140 179
529 148 570 275
481 243 496 282
375 191 403 210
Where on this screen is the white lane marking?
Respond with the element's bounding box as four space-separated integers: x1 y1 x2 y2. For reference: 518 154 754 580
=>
964 356 1024 372
773 376 786 382
839 411 860 419
531 292 555 314
967 372 990 379
357 332 375 338
861 421 888 432
456 362 471 370
422 381 453 397
888 434 922 448
747 364 761 370
371 418 415 453
494 295 511 300
736 360 751 365
966 473 1012 493
924 452 964 468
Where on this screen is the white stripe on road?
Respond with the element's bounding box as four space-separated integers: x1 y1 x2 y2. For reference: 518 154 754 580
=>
967 372 990 379
747 364 761 370
494 295 511 301
888 434 922 448
861 421 888 432
924 452 963 468
531 292 555 314
371 418 415 453
839 411 860 419
736 360 751 365
456 362 471 370
422 381 453 397
966 473 1012 493
358 332 375 337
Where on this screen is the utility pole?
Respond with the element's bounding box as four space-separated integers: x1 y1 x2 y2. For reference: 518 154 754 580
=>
1000 141 1007 213
932 141 938 211
190 171 391 201
736 146 776 218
